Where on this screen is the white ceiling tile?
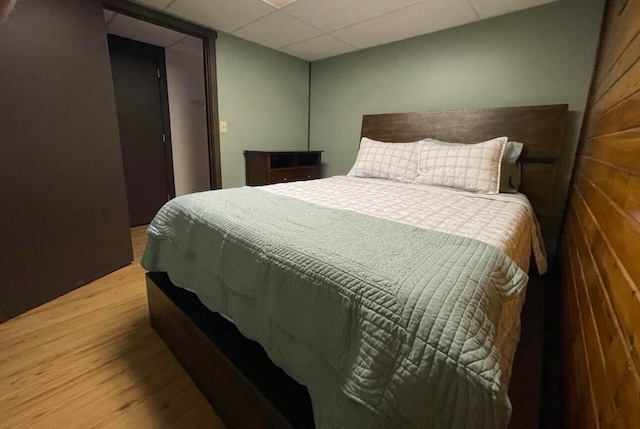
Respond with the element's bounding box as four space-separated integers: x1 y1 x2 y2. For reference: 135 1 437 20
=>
169 35 204 56
281 34 355 61
470 0 558 18
109 0 564 61
283 0 424 32
132 0 174 9
331 0 478 49
168 0 276 33
234 11 322 50
107 13 186 47
262 0 298 7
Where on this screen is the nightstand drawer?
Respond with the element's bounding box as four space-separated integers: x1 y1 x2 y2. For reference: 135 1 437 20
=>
295 167 321 181
270 170 295 184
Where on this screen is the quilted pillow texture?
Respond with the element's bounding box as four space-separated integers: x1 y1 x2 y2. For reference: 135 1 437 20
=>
416 137 507 193
426 139 524 193
348 137 421 182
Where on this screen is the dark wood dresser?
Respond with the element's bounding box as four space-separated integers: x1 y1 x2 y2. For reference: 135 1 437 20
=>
244 150 322 186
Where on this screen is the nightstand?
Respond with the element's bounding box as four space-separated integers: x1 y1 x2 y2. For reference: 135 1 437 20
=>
244 151 323 186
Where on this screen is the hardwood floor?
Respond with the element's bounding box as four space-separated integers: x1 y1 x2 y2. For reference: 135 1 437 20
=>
0 226 226 429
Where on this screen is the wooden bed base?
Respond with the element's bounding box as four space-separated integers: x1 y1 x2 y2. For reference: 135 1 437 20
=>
146 272 314 429
147 271 545 429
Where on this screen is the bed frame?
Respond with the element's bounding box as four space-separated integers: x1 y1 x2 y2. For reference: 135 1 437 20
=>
146 104 569 429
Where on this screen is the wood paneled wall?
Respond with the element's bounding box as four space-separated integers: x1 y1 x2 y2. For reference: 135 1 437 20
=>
560 0 640 427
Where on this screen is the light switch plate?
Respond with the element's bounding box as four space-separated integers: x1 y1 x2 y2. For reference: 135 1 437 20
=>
220 121 228 134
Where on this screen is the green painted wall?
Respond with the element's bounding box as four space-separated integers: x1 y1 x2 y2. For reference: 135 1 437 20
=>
310 0 603 176
308 0 604 254
212 0 604 251
216 32 309 189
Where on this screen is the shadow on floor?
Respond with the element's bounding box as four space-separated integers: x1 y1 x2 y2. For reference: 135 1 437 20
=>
114 310 223 428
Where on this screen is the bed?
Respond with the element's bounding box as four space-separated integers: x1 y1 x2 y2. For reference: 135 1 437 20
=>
142 104 568 429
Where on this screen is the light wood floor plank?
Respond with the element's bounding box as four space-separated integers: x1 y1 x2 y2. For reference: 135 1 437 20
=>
0 226 225 429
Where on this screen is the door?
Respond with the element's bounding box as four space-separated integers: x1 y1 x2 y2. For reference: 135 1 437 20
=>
108 34 174 226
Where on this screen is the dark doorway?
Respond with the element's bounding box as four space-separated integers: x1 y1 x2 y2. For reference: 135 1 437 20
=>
104 0 221 190
108 34 175 226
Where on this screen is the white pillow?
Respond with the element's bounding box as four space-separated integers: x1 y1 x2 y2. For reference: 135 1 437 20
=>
348 137 421 182
415 137 507 193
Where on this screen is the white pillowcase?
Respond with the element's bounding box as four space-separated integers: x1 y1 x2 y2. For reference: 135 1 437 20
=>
415 137 507 194
348 137 421 182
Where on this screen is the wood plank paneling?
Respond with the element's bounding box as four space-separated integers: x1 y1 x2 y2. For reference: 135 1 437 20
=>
586 90 640 137
582 129 640 172
560 0 640 426
594 36 640 109
573 175 640 287
592 0 640 97
591 58 640 119
571 191 640 366
576 157 640 222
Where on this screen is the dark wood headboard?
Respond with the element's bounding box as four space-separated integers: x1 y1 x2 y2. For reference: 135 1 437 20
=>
361 104 569 251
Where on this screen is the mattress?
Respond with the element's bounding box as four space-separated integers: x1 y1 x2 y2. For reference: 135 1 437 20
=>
266 175 545 418
264 176 546 274
141 177 546 429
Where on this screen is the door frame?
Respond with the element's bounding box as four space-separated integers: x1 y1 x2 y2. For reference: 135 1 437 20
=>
103 0 222 190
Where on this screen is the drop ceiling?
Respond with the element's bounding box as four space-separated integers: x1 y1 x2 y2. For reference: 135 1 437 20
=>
131 0 558 61
104 10 203 56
